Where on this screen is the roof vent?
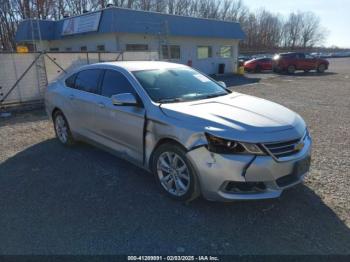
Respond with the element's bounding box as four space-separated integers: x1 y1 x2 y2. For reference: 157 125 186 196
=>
107 3 114 8
83 10 89 13
63 14 69 18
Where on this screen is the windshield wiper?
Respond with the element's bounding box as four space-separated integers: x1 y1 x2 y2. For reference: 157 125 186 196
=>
202 93 227 99
157 97 184 103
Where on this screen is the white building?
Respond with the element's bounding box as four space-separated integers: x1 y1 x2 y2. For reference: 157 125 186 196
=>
16 7 245 74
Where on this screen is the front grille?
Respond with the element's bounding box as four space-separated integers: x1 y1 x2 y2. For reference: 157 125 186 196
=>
225 182 266 193
263 133 306 159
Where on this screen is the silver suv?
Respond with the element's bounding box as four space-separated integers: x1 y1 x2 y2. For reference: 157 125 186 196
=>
45 61 312 202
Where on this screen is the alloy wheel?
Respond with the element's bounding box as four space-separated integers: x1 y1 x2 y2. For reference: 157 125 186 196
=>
55 115 68 144
288 65 295 74
156 151 190 197
318 64 325 73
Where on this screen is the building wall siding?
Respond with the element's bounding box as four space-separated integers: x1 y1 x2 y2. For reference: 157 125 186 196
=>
42 33 239 74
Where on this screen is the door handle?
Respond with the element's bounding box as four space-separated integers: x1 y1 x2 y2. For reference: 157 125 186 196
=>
98 102 105 108
69 94 75 100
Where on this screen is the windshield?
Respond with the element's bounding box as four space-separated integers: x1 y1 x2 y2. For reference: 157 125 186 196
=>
132 67 229 103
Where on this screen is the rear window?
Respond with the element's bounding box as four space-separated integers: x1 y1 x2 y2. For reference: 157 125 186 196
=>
65 73 76 88
75 69 103 94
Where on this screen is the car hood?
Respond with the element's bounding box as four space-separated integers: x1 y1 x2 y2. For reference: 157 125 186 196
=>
159 93 306 143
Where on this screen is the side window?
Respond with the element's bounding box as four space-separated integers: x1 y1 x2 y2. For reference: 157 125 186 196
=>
65 73 76 88
305 54 313 59
126 44 148 51
97 45 105 51
297 53 305 59
101 70 135 98
197 46 212 59
75 69 102 94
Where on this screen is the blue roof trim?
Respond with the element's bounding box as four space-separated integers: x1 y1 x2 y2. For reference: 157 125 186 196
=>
15 20 56 42
16 7 245 42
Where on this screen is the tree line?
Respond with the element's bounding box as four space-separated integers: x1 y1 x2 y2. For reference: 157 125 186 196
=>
0 0 327 51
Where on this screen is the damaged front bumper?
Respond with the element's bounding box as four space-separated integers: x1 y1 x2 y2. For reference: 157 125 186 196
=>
186 135 312 201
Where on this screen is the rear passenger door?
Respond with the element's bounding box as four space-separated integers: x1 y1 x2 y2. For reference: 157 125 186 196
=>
69 69 103 137
93 69 146 164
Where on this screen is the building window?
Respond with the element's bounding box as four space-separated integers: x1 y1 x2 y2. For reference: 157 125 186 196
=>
219 46 232 58
80 46 87 52
197 46 212 59
162 45 181 59
97 45 105 51
65 47 72 51
49 47 59 52
126 44 148 51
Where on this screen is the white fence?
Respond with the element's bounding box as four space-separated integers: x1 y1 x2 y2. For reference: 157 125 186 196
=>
0 51 159 106
0 53 45 105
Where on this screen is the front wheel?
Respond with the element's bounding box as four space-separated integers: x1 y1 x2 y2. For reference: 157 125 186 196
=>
152 143 199 201
287 65 296 74
317 64 326 73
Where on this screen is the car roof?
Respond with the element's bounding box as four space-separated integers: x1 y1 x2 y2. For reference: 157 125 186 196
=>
279 52 297 55
79 61 187 72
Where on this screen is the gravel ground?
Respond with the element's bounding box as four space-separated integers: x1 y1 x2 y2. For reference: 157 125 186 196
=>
0 58 349 255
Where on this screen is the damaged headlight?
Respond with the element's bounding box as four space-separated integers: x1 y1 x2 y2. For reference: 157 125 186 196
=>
205 133 265 155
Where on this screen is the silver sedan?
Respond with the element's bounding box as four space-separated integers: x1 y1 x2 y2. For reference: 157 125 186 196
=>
45 61 312 202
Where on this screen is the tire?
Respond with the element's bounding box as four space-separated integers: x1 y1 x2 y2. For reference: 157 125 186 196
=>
317 64 326 73
53 111 75 146
287 65 296 74
152 143 199 201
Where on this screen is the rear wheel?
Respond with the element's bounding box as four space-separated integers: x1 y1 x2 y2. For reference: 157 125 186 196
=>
152 143 199 201
317 64 326 73
53 111 75 146
287 65 296 74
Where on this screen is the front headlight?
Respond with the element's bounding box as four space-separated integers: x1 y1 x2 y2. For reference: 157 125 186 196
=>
205 133 265 155
273 54 280 60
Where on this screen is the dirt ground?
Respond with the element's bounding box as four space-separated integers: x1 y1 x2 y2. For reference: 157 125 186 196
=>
0 58 349 255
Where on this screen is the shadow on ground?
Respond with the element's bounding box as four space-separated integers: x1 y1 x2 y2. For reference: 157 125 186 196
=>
0 139 350 254
277 71 337 77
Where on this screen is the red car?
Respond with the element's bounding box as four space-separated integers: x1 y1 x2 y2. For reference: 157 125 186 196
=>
272 52 329 74
244 58 273 72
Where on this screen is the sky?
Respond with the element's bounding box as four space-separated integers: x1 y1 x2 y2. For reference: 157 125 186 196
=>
243 0 350 48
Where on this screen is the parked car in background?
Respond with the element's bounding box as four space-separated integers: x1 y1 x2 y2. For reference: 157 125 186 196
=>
238 55 252 66
244 57 273 72
272 52 329 74
45 61 311 202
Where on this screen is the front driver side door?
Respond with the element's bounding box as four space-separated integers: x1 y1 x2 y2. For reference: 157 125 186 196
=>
94 69 145 165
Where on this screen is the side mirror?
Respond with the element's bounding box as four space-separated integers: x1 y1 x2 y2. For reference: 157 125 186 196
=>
218 81 227 88
111 93 138 106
